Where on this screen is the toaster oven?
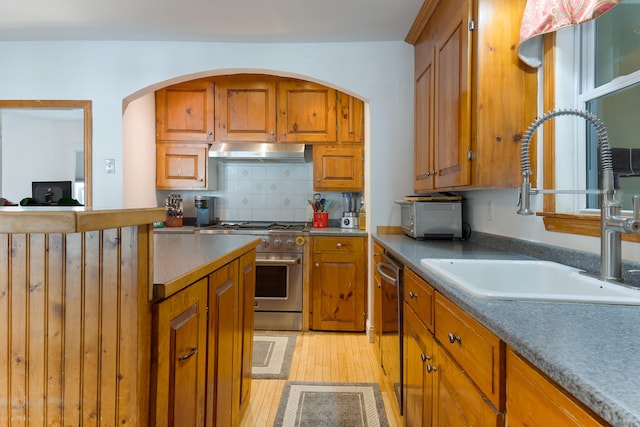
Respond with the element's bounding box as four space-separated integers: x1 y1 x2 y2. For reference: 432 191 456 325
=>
396 200 462 240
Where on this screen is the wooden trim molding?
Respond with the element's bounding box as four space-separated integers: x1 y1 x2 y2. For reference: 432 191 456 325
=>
538 212 640 243
542 33 556 213
405 0 441 44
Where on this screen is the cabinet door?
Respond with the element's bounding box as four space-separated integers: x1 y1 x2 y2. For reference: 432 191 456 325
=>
506 348 608 427
433 0 472 189
156 80 215 142
151 278 208 427
277 80 337 142
403 305 434 427
433 344 504 427
215 76 277 142
311 237 366 331
237 250 256 416
313 145 364 191
414 24 436 193
206 260 239 427
338 93 364 144
156 143 208 189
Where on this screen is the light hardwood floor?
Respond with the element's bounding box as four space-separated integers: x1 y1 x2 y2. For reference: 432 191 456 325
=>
240 331 402 427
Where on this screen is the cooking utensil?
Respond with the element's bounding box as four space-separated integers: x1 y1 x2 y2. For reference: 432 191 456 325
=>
313 193 322 211
308 199 317 211
324 199 334 212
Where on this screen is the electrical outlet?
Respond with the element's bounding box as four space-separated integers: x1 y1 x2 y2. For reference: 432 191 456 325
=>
487 200 494 222
105 158 115 174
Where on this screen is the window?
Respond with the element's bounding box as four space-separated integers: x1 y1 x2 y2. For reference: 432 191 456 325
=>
580 0 640 210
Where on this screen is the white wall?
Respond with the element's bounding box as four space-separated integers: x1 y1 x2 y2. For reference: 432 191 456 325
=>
0 41 415 233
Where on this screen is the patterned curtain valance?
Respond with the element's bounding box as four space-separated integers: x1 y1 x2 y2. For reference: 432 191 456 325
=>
518 0 621 67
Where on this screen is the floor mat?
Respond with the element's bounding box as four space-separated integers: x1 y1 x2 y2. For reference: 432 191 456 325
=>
252 333 297 379
273 381 389 427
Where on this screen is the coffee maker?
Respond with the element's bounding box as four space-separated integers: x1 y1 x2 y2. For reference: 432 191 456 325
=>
195 196 217 227
340 192 360 229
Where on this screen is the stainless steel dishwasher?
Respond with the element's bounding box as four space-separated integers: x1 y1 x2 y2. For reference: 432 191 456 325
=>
377 251 403 414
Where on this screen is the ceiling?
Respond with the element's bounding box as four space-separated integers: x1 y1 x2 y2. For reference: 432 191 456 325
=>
0 0 424 43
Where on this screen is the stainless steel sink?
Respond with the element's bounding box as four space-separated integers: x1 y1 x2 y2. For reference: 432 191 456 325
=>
419 258 640 305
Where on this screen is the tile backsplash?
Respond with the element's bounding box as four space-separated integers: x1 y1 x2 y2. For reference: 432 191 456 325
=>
157 161 346 223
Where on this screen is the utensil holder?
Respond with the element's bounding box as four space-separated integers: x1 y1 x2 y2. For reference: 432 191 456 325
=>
313 212 329 228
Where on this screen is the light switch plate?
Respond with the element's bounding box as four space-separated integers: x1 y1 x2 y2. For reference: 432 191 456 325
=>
105 158 116 174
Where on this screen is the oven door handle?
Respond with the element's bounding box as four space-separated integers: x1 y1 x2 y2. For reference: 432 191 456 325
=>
256 257 301 265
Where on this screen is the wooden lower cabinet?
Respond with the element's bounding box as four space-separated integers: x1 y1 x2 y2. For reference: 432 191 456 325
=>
506 348 609 427
153 250 256 427
400 261 505 427
151 278 208 427
311 236 367 331
434 344 504 426
238 251 257 416
372 242 384 359
403 303 434 427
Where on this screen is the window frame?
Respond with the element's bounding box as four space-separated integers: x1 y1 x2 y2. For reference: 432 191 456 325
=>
540 7 640 242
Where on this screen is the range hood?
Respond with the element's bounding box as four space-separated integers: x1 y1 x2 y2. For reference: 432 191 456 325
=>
209 142 312 163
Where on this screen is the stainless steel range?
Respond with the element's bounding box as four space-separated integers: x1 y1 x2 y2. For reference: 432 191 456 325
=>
200 221 308 331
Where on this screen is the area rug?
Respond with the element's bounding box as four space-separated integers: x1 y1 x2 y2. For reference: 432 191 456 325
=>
252 333 297 379
273 382 389 427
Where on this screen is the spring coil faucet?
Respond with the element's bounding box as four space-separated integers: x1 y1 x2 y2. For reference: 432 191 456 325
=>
517 108 640 282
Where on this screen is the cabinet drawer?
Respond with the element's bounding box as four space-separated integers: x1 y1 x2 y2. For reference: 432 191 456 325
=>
435 294 505 409
404 268 434 332
313 236 365 254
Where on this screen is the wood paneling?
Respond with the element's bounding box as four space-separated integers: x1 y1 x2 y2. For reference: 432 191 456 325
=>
0 226 152 426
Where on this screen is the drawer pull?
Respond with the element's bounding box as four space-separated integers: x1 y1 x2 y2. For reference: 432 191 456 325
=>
178 347 198 362
336 243 343 249
448 332 461 345
426 363 437 373
420 353 431 362
409 291 417 299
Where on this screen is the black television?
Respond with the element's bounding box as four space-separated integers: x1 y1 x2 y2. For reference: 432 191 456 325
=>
32 181 73 204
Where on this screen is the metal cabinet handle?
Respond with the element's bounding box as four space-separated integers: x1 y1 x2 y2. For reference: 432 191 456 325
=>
427 363 437 373
336 243 342 249
409 291 417 299
315 262 320 268
420 353 431 362
178 347 198 361
448 332 461 345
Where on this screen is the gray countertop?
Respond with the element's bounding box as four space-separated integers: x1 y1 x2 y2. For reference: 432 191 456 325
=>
154 233 261 299
374 233 640 427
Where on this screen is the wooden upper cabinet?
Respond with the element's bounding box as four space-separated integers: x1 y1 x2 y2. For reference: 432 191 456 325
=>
156 80 215 142
313 145 364 191
338 93 364 144
433 0 471 189
156 143 208 190
409 0 536 192
215 75 277 143
277 80 337 143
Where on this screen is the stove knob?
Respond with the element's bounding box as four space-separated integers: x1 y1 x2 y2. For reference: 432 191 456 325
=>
286 239 295 248
273 238 282 248
261 238 269 248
